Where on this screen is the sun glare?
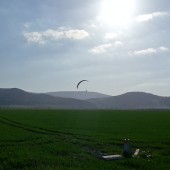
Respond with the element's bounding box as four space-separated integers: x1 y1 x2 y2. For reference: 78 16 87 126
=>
98 0 136 27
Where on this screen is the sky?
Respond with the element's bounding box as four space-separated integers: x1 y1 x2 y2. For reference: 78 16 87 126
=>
0 0 170 96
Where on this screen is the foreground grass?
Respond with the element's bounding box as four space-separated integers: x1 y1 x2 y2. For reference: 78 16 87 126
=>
0 109 170 170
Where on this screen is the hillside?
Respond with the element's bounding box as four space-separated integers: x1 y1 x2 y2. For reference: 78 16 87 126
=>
87 92 170 109
0 88 95 109
1 88 170 109
47 91 111 100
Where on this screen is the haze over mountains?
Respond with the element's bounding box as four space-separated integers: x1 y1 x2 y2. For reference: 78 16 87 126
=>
0 88 95 109
87 92 170 109
47 91 110 100
0 88 170 109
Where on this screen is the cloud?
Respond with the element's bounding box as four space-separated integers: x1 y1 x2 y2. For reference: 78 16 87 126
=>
131 48 157 55
23 32 45 44
23 29 90 44
64 30 89 39
89 41 123 54
89 43 113 54
129 46 169 56
104 32 119 40
114 41 123 46
135 12 167 22
158 46 169 52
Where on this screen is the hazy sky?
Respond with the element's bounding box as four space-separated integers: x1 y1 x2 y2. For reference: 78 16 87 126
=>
1 0 170 96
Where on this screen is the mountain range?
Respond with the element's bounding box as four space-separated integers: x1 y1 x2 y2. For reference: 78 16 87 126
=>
46 91 110 100
0 88 95 109
0 88 170 109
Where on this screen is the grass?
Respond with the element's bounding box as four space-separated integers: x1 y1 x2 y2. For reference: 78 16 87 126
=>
0 109 170 169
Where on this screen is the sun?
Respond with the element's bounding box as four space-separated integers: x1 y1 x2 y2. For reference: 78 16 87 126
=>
98 0 136 27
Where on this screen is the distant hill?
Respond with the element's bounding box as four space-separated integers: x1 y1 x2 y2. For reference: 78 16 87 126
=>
1 88 170 109
47 91 111 100
0 88 96 109
87 92 170 109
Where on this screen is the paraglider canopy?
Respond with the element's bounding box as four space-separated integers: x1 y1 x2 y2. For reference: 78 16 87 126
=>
77 80 88 89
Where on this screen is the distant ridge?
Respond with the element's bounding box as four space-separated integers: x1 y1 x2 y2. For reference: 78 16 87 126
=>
0 88 170 109
47 91 111 100
0 88 96 109
87 92 170 109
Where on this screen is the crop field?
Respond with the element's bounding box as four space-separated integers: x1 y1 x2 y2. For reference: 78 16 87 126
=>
0 109 170 170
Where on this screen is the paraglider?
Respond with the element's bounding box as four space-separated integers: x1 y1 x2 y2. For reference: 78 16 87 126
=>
77 80 88 89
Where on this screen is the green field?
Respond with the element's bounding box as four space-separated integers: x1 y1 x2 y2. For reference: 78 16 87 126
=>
0 109 170 170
